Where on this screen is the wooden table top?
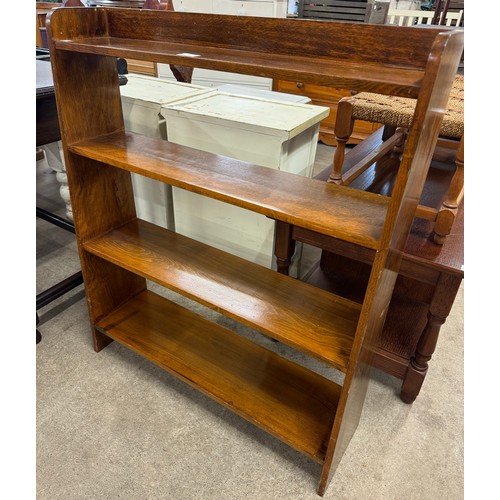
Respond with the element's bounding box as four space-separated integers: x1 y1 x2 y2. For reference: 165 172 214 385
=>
404 199 463 277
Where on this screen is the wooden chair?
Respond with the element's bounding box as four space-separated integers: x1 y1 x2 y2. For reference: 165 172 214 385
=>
386 8 463 27
330 74 464 244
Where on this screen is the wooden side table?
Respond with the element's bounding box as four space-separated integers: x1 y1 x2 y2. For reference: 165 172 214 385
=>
276 139 464 403
304 202 463 403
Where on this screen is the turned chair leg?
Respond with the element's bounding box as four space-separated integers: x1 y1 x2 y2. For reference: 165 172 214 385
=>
433 134 464 244
274 221 296 276
329 98 355 185
391 126 407 158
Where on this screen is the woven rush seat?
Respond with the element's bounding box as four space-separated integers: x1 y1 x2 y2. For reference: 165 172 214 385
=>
330 75 464 244
350 75 463 139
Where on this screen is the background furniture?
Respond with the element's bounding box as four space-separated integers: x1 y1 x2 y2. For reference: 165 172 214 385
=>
386 7 463 26
120 74 214 228
36 2 58 48
298 0 371 22
298 0 390 23
330 74 464 244
162 91 329 275
305 144 464 403
273 79 382 146
36 55 83 343
120 74 326 275
47 7 462 495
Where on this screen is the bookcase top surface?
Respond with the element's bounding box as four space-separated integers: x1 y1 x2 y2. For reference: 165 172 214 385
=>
47 7 460 98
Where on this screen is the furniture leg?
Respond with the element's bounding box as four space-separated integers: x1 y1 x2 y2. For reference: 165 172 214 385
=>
274 221 295 275
400 273 462 403
391 126 407 158
433 134 464 244
37 313 42 344
42 141 73 221
330 98 354 184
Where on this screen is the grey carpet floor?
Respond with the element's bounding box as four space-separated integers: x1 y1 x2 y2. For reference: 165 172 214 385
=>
36 145 464 500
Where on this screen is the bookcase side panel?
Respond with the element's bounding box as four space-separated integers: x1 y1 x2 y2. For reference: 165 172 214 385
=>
48 31 146 351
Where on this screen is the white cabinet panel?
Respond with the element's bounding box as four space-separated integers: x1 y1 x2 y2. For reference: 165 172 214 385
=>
120 75 214 229
162 92 329 275
172 0 213 12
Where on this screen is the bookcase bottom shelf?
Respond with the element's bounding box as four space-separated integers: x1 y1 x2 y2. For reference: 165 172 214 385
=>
96 289 341 463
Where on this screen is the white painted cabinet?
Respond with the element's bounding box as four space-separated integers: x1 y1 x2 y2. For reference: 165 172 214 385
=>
159 67 274 91
212 0 286 18
157 0 287 89
120 74 214 228
162 92 329 275
172 0 212 12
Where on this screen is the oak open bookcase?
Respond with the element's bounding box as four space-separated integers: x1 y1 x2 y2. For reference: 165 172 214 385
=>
46 7 463 496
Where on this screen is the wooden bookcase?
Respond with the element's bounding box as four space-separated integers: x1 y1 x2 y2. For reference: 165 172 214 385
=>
46 8 463 496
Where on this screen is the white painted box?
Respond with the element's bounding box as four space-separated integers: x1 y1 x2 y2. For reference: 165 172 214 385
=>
216 83 311 103
162 92 330 275
120 74 213 228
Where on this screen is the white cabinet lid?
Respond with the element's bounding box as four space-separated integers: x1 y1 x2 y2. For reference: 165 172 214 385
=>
120 74 214 109
216 84 311 103
162 92 330 139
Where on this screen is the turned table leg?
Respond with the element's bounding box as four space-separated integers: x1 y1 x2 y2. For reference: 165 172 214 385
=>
274 221 295 276
433 135 464 244
400 273 462 403
42 141 73 221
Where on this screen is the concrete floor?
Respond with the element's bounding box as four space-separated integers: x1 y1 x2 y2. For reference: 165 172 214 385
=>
35 144 464 499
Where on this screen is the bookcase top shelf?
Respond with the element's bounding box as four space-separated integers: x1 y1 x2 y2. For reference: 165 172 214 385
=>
48 7 452 98
54 35 426 97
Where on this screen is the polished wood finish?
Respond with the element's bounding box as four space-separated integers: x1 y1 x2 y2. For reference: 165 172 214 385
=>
301 148 464 404
275 0 386 146
69 131 390 248
142 0 193 83
84 218 360 371
37 1 85 48
47 8 463 495
49 9 446 97
97 289 342 462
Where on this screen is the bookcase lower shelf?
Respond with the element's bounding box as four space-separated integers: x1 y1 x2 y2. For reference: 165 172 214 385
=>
96 288 341 463
83 217 359 371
